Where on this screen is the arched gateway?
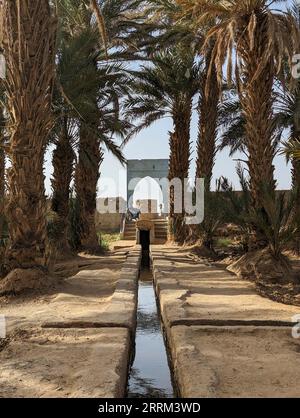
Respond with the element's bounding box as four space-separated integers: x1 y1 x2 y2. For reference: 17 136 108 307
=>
127 159 169 211
123 159 169 244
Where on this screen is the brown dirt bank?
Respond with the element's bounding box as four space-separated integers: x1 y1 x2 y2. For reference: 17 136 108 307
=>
0 247 140 398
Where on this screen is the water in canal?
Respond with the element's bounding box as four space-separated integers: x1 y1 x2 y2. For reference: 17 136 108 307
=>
127 269 175 398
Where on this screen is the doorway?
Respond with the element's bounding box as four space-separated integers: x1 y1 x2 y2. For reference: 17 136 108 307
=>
140 230 150 268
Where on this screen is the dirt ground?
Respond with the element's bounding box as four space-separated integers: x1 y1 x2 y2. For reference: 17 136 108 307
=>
0 248 140 398
151 246 300 398
170 326 300 398
0 252 126 333
0 327 130 398
215 249 300 306
152 247 300 324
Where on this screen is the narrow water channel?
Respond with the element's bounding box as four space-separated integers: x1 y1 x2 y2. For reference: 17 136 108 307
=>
127 268 175 398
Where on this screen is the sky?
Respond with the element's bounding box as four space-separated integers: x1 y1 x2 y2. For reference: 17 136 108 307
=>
44 0 294 200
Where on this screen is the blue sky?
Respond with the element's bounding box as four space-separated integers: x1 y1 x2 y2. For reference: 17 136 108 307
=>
44 0 294 199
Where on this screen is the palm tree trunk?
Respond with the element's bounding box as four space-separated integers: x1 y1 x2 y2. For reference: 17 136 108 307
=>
194 49 219 249
169 104 192 244
0 106 6 271
291 157 300 253
238 16 276 248
292 158 300 203
51 118 74 253
75 122 103 252
243 67 276 208
243 63 275 248
1 0 56 271
196 47 219 193
0 143 4 275
0 146 5 241
240 21 276 209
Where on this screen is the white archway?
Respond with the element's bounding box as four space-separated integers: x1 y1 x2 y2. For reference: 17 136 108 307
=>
132 176 164 213
127 159 169 214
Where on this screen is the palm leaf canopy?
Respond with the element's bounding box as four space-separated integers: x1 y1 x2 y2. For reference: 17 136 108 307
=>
218 88 284 157
124 47 202 141
175 0 300 86
53 0 131 163
283 138 300 161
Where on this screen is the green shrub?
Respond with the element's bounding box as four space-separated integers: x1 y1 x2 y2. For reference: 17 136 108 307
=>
98 232 120 251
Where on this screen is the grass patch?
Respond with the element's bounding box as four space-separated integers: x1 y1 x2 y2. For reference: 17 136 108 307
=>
98 232 120 250
216 237 234 248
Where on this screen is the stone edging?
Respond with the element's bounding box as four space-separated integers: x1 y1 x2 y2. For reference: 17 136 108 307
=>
41 245 141 398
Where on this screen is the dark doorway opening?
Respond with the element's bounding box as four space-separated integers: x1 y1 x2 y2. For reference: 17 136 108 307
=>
140 230 150 269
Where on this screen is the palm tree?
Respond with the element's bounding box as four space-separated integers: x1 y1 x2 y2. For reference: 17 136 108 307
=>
73 61 128 253
285 138 300 161
0 103 5 273
220 164 297 259
0 0 57 272
50 19 106 253
50 116 75 253
138 1 222 247
140 0 221 193
218 90 284 158
196 44 219 193
125 48 201 243
77 0 151 252
276 87 300 194
256 0 300 202
74 65 128 251
219 85 300 205
218 84 300 253
75 124 102 251
70 0 164 252
177 0 299 247
54 0 129 253
279 89 300 252
0 106 5 244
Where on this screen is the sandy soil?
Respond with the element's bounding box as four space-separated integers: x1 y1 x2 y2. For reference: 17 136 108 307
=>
0 252 126 333
0 327 130 398
151 245 300 398
0 248 140 398
152 247 300 326
170 326 300 398
216 251 300 306
255 255 300 306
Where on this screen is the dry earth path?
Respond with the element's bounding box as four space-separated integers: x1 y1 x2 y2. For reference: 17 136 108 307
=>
0 247 141 398
151 246 300 398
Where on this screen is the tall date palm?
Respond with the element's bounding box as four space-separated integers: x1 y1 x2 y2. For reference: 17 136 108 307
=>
177 0 300 246
0 106 5 244
55 0 128 252
125 48 201 243
0 0 57 271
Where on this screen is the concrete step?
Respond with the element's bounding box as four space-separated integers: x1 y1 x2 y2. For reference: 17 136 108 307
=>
124 223 136 238
123 219 168 241
125 228 136 232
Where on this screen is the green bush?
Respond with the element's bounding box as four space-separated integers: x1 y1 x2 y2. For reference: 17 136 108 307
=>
98 232 120 251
